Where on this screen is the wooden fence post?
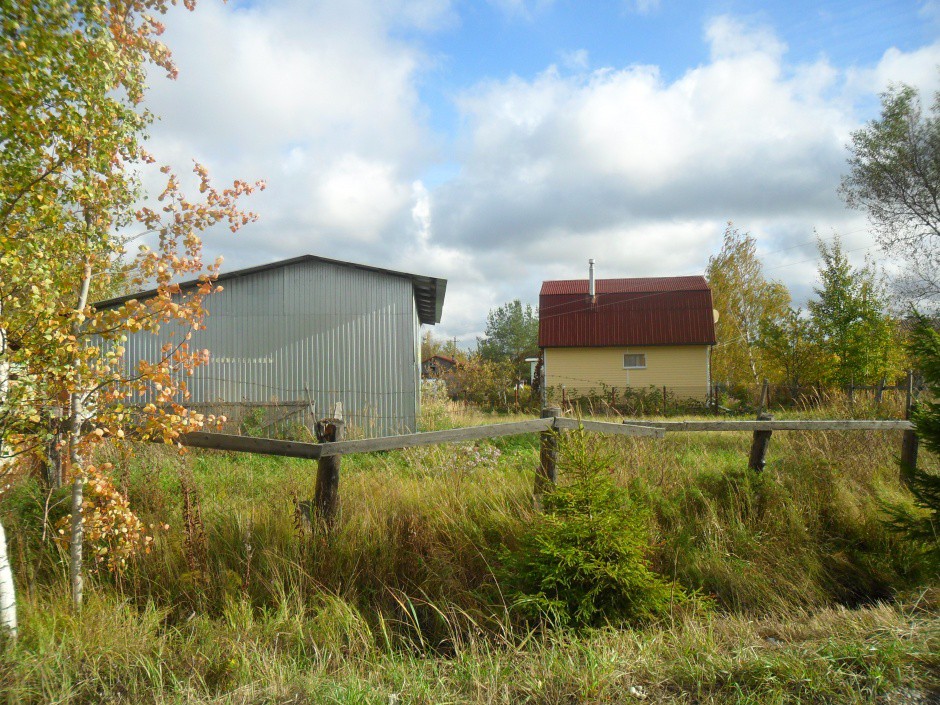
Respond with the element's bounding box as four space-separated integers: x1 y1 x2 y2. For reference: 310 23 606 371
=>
314 417 346 527
534 406 561 507
900 370 918 486
748 412 773 472
662 386 668 416
875 377 885 405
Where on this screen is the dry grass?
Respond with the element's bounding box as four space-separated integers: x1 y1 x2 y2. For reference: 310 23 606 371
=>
0 396 937 703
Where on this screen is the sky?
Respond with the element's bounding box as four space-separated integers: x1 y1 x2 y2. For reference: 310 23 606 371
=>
144 0 940 344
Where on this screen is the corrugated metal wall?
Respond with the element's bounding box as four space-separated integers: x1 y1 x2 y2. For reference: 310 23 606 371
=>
118 260 419 437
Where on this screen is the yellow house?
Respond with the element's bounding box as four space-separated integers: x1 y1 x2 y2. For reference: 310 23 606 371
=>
539 269 717 401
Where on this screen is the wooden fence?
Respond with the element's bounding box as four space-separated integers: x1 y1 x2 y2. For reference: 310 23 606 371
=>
174 405 919 527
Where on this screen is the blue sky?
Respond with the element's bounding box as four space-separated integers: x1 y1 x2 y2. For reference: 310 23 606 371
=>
148 0 940 342
407 1 936 136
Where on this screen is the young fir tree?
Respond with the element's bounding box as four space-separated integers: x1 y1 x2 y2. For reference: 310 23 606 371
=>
883 318 940 571
500 429 683 627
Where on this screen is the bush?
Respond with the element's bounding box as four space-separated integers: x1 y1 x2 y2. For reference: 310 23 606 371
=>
499 428 684 628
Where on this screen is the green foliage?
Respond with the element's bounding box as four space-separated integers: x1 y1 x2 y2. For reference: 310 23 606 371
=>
759 306 826 388
476 300 539 379
841 82 940 304
500 429 682 627
1 399 937 700
882 317 940 571
808 236 900 386
707 224 791 387
447 354 537 411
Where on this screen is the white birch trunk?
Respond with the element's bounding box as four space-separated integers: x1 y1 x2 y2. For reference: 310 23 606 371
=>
0 520 16 640
0 305 18 638
69 258 93 610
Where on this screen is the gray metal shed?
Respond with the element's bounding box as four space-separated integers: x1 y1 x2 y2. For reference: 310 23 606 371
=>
96 255 447 437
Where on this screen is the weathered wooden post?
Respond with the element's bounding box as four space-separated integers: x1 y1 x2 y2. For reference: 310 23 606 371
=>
748 412 773 472
534 406 561 507
749 382 773 473
900 370 919 486
314 417 346 526
875 377 886 405
662 386 668 416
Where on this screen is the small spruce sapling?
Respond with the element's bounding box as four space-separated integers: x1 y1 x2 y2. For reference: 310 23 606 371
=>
883 317 940 571
500 427 683 628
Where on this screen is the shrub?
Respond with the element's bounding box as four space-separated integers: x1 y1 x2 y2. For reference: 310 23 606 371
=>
499 428 684 628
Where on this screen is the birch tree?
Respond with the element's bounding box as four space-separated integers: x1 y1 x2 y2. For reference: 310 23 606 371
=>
0 0 262 609
706 224 791 388
0 302 17 639
841 82 940 306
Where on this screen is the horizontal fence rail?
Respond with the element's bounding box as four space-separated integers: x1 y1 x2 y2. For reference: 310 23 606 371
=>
169 409 921 527
177 417 914 459
621 420 915 432
180 418 555 460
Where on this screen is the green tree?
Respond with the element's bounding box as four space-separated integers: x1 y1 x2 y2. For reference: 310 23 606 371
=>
840 82 940 305
759 307 825 389
477 300 539 379
882 316 940 572
706 224 791 387
807 237 899 386
500 429 682 627
0 0 261 615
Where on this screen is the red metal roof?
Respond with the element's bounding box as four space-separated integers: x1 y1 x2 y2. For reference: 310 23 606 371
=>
540 276 710 296
539 276 716 347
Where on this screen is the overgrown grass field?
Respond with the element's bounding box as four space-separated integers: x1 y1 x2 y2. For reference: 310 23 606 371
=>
0 397 938 703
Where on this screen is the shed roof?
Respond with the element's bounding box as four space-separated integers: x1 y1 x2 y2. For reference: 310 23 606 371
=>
95 254 448 325
539 275 716 347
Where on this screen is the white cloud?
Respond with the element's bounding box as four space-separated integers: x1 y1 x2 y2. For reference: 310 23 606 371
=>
560 49 590 71
705 15 787 61
146 0 445 269
141 2 940 341
628 0 661 16
486 0 554 20
424 17 940 338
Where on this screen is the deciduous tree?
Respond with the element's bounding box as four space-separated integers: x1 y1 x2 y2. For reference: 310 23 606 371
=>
840 82 940 305
0 0 262 614
706 225 791 388
807 237 899 386
477 300 539 380
759 307 825 389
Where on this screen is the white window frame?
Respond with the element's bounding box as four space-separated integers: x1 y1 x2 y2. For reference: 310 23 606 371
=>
622 353 646 369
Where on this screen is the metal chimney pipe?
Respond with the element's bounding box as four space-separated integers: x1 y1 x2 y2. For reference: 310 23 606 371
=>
589 259 596 298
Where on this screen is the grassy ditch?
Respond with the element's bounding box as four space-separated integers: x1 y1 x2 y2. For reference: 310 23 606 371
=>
0 405 938 703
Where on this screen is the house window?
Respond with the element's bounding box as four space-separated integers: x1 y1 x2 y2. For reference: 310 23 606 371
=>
623 353 646 369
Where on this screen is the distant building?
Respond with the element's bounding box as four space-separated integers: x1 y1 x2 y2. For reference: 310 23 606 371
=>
539 266 716 400
96 254 447 437
421 354 457 379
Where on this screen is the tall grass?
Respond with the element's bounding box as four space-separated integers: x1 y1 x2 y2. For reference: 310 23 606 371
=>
0 399 937 702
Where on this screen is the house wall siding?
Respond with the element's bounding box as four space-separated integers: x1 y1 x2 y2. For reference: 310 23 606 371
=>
544 345 710 399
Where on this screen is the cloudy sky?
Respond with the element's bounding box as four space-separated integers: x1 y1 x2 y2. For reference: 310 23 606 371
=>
145 0 940 343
